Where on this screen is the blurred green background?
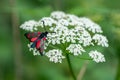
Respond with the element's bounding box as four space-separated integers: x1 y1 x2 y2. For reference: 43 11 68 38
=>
0 0 120 80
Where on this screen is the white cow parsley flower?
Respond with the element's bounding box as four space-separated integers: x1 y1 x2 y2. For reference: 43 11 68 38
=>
79 17 103 33
66 14 83 26
58 19 69 26
38 17 57 27
93 34 109 47
45 49 65 63
51 11 66 20
20 20 38 32
20 11 109 63
75 26 93 46
66 44 86 56
89 50 105 63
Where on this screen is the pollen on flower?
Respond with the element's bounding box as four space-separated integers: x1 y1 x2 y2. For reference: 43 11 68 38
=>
88 50 105 63
45 49 65 63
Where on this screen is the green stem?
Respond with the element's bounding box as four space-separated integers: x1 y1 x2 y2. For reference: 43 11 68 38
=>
116 59 120 80
66 53 76 80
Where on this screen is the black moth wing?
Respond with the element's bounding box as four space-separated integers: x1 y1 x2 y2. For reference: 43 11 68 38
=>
24 32 41 42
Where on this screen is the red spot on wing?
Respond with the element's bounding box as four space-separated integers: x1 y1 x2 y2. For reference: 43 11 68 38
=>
36 40 41 49
25 32 41 42
38 32 41 34
31 37 38 42
43 37 46 40
25 32 41 38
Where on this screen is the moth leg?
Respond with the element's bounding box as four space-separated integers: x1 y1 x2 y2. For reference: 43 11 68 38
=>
38 48 43 56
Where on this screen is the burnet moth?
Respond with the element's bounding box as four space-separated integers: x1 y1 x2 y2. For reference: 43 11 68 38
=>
24 21 54 55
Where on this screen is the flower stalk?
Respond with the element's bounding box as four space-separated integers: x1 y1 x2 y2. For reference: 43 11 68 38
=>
66 53 76 80
116 59 120 80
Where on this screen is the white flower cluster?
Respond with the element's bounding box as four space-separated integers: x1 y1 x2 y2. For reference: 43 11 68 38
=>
93 34 109 47
51 11 66 20
45 49 65 63
88 50 105 63
20 20 38 32
39 17 57 27
47 25 93 47
66 44 86 56
75 26 93 46
20 11 109 63
79 17 103 33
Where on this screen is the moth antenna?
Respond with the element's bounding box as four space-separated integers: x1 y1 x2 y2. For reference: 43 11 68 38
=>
41 20 47 32
41 20 55 33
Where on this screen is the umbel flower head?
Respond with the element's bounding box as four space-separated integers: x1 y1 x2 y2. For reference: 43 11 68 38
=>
20 11 109 63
